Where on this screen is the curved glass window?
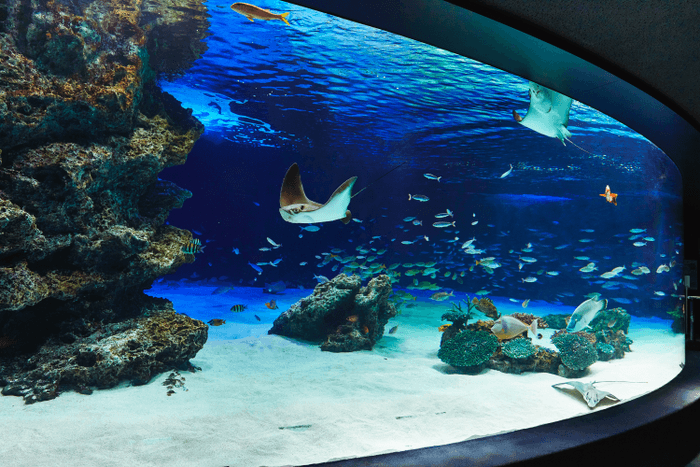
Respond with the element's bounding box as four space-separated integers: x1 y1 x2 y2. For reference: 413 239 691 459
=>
154 3 684 463
0 1 684 465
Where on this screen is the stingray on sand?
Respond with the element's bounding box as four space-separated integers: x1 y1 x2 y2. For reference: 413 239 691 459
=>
552 380 647 408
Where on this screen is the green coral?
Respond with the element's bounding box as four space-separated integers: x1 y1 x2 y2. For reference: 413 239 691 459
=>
502 338 537 359
588 307 631 334
541 314 569 330
438 330 498 368
552 333 597 371
596 342 615 361
441 299 476 329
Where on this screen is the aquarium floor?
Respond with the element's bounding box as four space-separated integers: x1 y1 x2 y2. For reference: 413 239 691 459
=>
0 284 687 467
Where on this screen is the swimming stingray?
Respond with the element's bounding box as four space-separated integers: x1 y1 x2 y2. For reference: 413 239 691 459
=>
552 381 627 408
513 82 602 156
279 163 357 224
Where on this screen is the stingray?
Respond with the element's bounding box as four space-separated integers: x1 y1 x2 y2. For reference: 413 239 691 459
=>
513 81 601 156
552 380 644 408
279 163 357 224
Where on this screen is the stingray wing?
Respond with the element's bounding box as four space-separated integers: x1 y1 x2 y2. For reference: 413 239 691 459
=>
517 82 573 142
552 91 573 128
280 163 315 208
313 176 357 224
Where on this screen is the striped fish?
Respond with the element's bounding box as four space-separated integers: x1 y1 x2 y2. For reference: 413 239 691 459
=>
230 304 247 313
182 238 204 254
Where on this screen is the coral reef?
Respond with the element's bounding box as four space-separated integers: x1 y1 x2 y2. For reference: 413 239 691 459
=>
440 299 477 345
588 307 631 334
488 347 561 375
541 314 569 330
596 342 615 361
502 338 537 359
268 274 397 352
594 329 633 359
437 330 498 372
0 0 209 402
552 333 598 376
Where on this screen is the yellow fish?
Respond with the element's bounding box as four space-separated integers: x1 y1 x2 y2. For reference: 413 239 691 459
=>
438 324 451 332
491 316 538 340
230 2 290 26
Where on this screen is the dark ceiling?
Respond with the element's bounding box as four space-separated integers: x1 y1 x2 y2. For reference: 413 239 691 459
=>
467 0 700 132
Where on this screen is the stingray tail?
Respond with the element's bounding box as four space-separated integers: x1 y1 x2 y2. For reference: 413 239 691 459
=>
352 161 406 199
565 136 605 157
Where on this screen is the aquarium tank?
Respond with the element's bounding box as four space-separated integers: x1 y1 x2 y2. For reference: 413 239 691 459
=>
0 0 686 466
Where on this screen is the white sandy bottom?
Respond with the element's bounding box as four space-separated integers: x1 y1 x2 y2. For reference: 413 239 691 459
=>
0 316 684 467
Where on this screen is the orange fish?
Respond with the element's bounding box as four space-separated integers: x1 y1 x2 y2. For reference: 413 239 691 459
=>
362 325 369 334
599 185 617 206
265 300 278 310
346 315 359 323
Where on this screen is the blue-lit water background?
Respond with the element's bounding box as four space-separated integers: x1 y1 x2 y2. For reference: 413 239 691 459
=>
156 0 683 318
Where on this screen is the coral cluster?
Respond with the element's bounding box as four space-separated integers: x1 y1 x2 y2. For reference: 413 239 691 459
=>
268 274 397 352
588 307 631 333
0 0 209 402
552 333 598 376
502 338 537 359
437 330 498 372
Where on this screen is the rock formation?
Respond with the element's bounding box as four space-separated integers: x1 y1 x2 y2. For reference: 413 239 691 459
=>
268 274 397 352
0 0 209 403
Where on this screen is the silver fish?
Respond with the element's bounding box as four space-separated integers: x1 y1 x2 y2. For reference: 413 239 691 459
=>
499 164 513 178
567 296 607 332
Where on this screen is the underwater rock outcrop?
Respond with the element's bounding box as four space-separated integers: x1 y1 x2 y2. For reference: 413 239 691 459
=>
268 274 397 352
0 0 209 402
0 295 207 404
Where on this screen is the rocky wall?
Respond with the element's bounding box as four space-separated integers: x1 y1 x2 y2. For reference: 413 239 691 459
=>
0 0 210 403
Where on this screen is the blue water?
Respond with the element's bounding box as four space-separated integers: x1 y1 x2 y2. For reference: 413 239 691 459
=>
154 0 683 319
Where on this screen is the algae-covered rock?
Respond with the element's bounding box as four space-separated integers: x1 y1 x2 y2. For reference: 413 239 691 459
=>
541 314 569 330
552 333 598 371
438 330 498 370
0 0 209 402
502 338 537 359
0 295 207 404
596 342 615 361
269 274 397 352
588 307 631 334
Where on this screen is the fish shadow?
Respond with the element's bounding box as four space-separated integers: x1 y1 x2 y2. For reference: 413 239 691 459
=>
432 363 489 376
